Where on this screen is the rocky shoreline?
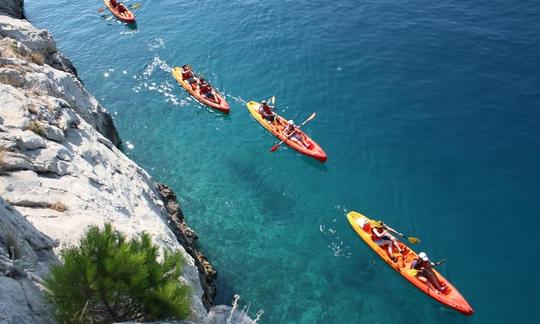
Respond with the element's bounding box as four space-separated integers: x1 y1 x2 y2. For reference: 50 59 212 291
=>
157 183 217 310
0 0 241 322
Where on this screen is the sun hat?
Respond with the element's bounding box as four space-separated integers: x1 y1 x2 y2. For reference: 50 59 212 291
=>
418 252 429 261
288 120 295 125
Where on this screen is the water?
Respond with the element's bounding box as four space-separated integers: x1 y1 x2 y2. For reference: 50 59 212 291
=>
25 0 540 322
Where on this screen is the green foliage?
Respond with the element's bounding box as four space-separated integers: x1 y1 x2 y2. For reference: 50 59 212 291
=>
45 223 191 323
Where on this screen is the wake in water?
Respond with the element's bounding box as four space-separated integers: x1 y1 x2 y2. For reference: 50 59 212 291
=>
131 55 187 107
320 208 353 258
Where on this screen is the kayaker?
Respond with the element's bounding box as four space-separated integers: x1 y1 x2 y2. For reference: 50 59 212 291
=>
412 252 448 294
283 120 310 148
259 100 276 123
181 65 195 82
371 221 403 262
199 78 215 100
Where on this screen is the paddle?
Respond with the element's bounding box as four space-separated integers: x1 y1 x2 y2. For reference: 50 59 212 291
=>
371 220 420 244
270 112 316 152
406 259 447 276
394 232 420 244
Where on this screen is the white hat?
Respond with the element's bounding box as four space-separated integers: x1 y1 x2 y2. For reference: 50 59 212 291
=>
261 100 267 104
418 252 429 261
288 120 295 125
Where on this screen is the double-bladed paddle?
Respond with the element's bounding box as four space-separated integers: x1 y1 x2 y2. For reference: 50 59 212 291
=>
270 112 316 152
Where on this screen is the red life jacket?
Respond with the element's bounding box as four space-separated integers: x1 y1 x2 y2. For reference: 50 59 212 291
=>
371 227 385 241
182 70 193 80
262 105 273 114
200 84 211 94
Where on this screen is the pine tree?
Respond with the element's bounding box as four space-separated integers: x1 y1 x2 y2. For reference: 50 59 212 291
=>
45 223 191 323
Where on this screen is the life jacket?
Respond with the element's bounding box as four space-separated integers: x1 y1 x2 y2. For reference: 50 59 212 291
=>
262 105 273 114
371 227 385 241
200 84 211 94
182 70 193 80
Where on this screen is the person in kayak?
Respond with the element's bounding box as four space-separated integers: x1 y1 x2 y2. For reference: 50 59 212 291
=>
371 221 403 262
258 100 276 123
199 78 216 101
412 252 448 293
283 120 310 148
181 65 195 82
110 0 126 13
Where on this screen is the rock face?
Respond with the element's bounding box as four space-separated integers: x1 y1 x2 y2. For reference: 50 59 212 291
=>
0 1 231 322
0 197 57 324
0 0 23 19
157 184 217 310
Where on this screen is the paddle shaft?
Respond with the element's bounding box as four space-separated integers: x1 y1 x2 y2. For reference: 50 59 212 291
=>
384 225 419 243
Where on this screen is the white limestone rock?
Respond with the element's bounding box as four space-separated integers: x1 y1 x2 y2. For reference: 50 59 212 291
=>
0 8 208 322
16 130 46 150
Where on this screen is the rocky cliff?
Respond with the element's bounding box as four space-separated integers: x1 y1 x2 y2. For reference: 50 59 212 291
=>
0 1 227 323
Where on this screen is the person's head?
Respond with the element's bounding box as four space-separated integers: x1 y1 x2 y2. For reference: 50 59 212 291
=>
418 252 429 261
261 100 267 106
287 120 295 127
200 78 207 84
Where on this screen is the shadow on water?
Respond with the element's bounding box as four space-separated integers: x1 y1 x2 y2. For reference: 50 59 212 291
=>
126 21 138 31
299 153 329 172
224 158 297 218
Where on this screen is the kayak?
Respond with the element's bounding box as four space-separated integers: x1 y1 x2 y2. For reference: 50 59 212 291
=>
346 211 474 315
246 101 327 162
172 67 230 114
103 0 135 24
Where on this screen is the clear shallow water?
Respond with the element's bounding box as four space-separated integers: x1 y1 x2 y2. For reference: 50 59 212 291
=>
26 0 540 322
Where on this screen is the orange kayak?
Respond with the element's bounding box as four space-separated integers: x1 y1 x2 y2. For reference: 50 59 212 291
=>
104 0 135 24
347 211 474 315
171 67 230 114
246 101 327 162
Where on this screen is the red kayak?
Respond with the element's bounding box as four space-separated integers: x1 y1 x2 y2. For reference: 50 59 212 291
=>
104 0 135 24
172 67 230 114
246 101 327 162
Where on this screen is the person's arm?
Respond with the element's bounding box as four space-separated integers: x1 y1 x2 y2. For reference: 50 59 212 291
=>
382 223 403 236
373 227 386 238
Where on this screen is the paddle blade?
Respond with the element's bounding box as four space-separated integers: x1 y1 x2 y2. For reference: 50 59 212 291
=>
270 143 280 152
98 8 105 13
269 96 275 105
131 3 141 9
306 112 316 122
408 237 420 244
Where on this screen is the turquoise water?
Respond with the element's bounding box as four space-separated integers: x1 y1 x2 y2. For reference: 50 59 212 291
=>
26 0 540 322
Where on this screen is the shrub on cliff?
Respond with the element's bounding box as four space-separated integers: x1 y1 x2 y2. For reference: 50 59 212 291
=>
45 223 191 323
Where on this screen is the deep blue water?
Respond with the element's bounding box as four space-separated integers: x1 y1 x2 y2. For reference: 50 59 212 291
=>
25 0 540 322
